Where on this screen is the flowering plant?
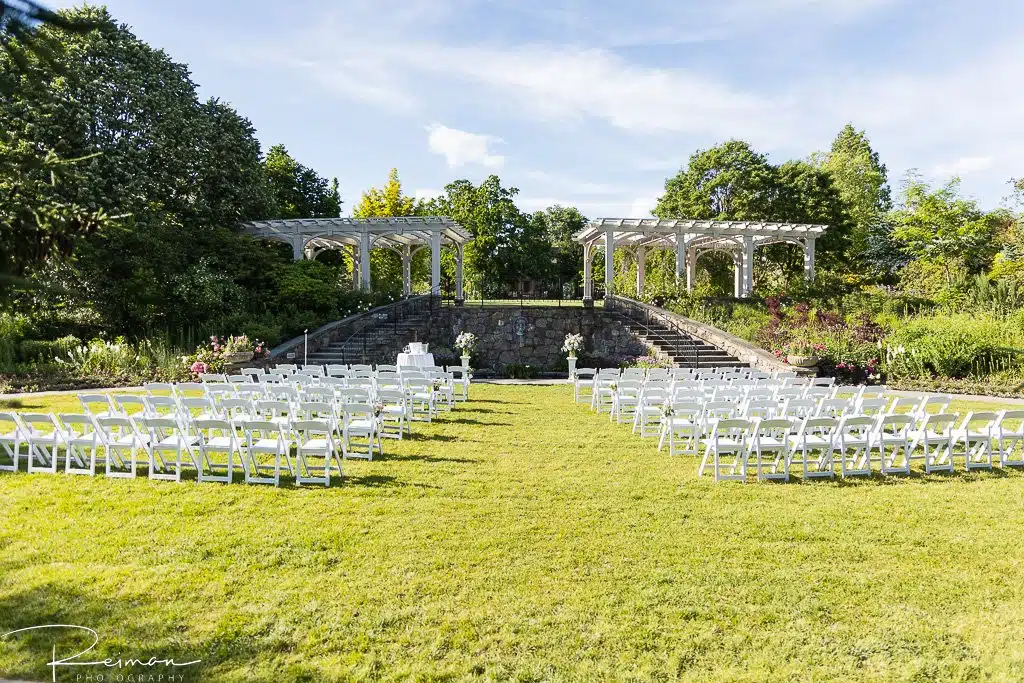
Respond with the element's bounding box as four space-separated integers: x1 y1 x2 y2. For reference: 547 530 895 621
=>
787 339 823 357
562 333 585 358
455 331 478 354
183 333 269 375
190 361 208 375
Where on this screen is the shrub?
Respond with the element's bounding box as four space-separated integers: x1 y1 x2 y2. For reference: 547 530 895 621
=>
18 336 82 363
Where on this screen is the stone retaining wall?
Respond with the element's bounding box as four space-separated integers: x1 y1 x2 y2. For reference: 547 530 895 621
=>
425 306 647 370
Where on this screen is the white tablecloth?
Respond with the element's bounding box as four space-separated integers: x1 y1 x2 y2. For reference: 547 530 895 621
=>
397 352 435 369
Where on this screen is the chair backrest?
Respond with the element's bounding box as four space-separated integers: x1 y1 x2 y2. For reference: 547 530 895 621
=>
833 385 861 400
713 418 750 437
241 420 286 443
95 415 135 435
922 413 957 434
220 398 254 420
325 365 349 377
783 399 818 419
745 388 774 403
144 382 175 397
376 364 398 373
305 387 336 403
617 379 643 396
301 364 325 376
712 388 743 403
240 367 265 377
859 385 888 400
817 398 850 418
274 364 297 375
175 382 206 397
916 395 952 416
226 375 250 385
339 387 373 403
775 387 803 401
269 386 299 403
803 387 832 401
78 393 114 416
136 415 181 437
112 394 147 414
810 377 836 387
575 368 597 380
703 402 737 419
878 414 914 434
799 416 839 439
199 373 227 383
20 412 61 434
744 401 778 420
58 413 97 435
621 368 645 379
193 418 234 439
292 419 333 443
146 396 180 418
887 396 920 414
180 396 219 418
858 398 887 416
640 387 669 405
298 401 335 421
839 415 876 434
377 388 405 404
255 400 291 420
999 410 1024 430
343 403 374 421
754 418 793 438
204 383 235 399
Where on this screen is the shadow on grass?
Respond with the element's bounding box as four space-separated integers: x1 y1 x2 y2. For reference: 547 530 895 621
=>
0 584 303 682
382 452 475 465
445 418 512 427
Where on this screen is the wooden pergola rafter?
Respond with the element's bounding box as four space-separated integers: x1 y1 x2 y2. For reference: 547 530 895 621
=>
240 217 472 298
573 218 828 300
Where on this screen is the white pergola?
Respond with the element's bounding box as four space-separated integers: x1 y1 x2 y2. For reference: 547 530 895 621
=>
574 218 828 301
240 217 472 298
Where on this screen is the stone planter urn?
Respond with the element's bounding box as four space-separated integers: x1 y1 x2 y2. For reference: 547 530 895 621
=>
224 351 254 364
567 355 578 381
787 354 818 368
461 354 471 371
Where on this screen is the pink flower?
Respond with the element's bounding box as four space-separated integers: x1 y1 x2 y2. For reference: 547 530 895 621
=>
212 343 220 352
190 361 208 375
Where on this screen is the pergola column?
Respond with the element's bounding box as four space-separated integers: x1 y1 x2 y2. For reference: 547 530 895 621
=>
741 235 754 297
604 229 615 300
291 235 305 261
733 252 743 298
359 230 371 291
674 232 685 284
686 248 696 292
804 237 816 282
455 243 465 304
350 245 359 289
430 229 442 296
582 244 593 303
635 245 646 297
401 245 412 297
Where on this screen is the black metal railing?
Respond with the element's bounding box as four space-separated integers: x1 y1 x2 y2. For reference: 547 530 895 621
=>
271 294 438 365
440 281 590 307
609 295 701 368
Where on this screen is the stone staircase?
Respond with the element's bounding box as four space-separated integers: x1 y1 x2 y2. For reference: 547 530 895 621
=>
610 312 746 369
305 313 431 365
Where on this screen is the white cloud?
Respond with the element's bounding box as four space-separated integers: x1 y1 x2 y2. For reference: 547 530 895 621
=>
628 197 659 219
414 188 443 202
426 123 505 169
930 156 994 178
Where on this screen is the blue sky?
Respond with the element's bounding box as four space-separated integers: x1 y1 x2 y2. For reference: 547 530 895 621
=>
53 0 1024 217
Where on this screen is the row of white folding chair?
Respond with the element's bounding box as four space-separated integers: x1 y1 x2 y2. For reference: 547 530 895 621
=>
669 409 1024 479
0 408 386 484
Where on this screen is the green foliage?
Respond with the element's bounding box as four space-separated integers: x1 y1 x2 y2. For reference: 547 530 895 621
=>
655 140 775 220
265 144 340 219
884 313 1024 380
52 337 185 380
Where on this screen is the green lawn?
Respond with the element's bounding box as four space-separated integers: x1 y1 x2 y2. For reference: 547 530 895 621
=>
2 386 1024 681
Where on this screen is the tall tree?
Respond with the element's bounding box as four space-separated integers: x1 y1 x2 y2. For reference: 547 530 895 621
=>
655 140 776 220
351 168 426 293
264 144 341 219
890 176 1005 285
530 205 586 291
814 124 891 267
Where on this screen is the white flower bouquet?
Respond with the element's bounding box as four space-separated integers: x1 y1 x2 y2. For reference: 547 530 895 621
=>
561 333 585 358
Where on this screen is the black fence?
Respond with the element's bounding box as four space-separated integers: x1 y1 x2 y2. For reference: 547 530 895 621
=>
437 282 603 307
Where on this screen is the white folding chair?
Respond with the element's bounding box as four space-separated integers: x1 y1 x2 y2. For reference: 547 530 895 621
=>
913 413 957 474
194 418 240 484
342 404 382 460
816 398 850 418
450 368 470 402
95 415 148 479
633 388 668 437
404 378 435 422
138 416 199 482
293 419 342 486
144 382 176 398
612 380 643 424
377 389 409 439
749 418 792 482
698 418 751 482
788 417 838 479
875 414 914 476
112 394 148 416
836 416 875 477
995 410 1024 467
954 412 999 471
79 393 118 419
0 412 27 473
59 413 100 476
20 413 67 474
241 420 293 486
659 402 702 456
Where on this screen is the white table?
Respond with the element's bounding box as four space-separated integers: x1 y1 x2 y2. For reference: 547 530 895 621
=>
397 352 435 369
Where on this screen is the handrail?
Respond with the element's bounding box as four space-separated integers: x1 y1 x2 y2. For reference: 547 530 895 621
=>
609 295 700 368
333 295 436 364
269 295 435 363
608 294 807 374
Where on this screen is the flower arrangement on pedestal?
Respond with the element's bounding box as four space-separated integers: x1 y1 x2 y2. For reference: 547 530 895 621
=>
786 339 822 368
562 333 585 379
455 331 478 370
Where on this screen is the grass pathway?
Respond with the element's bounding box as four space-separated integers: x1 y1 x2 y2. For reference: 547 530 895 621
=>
1 386 1024 681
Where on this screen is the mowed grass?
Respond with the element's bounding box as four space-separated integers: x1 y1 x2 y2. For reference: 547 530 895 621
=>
2 386 1024 681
